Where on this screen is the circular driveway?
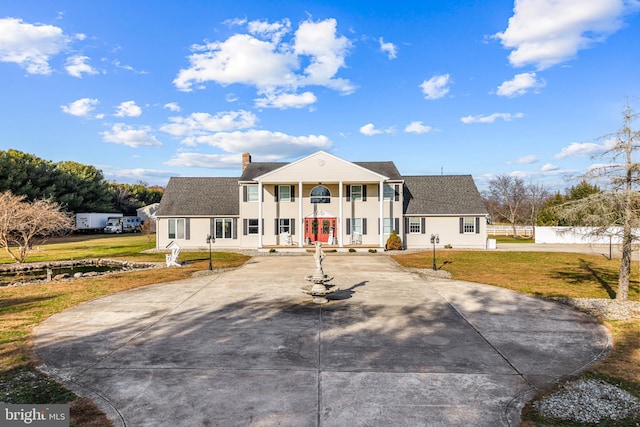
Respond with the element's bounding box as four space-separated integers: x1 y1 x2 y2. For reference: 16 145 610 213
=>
34 255 610 426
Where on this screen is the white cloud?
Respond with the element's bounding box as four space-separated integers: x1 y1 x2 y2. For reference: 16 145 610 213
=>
247 18 291 44
254 91 317 109
173 18 354 101
360 123 382 136
165 153 243 169
496 72 546 97
554 137 617 159
0 17 70 74
189 129 332 159
420 74 451 100
512 154 539 164
404 121 432 134
359 123 395 136
494 0 633 69
542 163 560 171
163 102 181 112
60 98 99 117
112 60 147 74
160 110 258 142
379 37 397 59
114 101 142 117
65 55 98 78
102 123 162 148
293 19 354 92
460 112 524 124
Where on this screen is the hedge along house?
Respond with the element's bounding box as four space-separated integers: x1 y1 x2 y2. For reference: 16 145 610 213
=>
155 151 489 251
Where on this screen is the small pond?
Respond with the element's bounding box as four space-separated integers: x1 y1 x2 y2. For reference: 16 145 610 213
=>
0 260 160 287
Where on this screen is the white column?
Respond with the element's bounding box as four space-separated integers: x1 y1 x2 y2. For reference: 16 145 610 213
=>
258 182 263 248
379 181 384 248
298 180 303 247
338 181 344 247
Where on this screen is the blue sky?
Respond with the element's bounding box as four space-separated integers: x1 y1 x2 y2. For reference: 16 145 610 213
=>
1 0 639 191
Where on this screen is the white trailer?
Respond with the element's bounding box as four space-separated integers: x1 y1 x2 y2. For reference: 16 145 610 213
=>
76 213 123 232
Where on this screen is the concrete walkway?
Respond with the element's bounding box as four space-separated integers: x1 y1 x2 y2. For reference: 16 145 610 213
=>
34 255 611 427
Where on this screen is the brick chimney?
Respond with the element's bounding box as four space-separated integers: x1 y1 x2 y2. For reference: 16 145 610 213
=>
242 152 251 171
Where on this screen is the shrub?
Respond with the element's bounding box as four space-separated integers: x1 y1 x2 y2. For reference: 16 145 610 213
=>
385 230 403 250
348 248 356 253
369 249 377 253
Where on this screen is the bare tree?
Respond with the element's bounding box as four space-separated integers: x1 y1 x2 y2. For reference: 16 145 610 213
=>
0 191 75 263
555 104 640 301
525 182 550 239
485 174 527 237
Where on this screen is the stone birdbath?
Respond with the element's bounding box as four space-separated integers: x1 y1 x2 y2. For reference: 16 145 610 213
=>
302 242 338 304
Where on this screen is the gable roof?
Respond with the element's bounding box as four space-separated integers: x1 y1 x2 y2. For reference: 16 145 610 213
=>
240 160 402 181
403 175 488 215
156 177 239 216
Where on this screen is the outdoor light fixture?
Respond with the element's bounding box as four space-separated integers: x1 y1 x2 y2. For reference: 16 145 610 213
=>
430 233 439 271
206 234 214 271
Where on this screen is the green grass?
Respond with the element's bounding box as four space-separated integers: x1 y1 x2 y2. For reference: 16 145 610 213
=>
0 234 160 264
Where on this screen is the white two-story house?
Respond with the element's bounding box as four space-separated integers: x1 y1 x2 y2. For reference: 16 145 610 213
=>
156 151 488 251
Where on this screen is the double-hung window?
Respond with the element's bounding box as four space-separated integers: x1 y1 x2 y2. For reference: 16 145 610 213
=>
351 185 363 201
383 218 394 234
278 218 291 234
351 218 363 234
463 217 476 233
246 185 259 202
168 218 185 239
278 185 291 202
383 184 395 201
247 219 259 235
409 218 422 234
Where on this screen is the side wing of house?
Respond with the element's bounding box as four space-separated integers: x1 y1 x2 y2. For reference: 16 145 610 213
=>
402 175 489 249
155 177 240 250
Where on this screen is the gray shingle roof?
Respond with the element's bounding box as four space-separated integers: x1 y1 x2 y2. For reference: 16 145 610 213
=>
239 163 282 181
403 175 488 215
156 177 239 216
239 161 402 181
353 162 402 180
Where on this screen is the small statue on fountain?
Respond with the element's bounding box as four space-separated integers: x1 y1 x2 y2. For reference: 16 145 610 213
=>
313 241 325 273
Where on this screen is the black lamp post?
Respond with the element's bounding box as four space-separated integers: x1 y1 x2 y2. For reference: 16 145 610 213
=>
430 233 439 271
206 234 213 270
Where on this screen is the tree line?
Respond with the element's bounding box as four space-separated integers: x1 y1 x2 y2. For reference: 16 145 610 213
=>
0 149 163 214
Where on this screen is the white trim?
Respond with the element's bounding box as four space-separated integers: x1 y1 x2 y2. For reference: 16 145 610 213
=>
379 180 384 248
339 180 343 247
298 180 303 247
258 181 263 248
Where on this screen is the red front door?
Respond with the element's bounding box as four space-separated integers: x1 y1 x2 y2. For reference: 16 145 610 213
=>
305 218 336 243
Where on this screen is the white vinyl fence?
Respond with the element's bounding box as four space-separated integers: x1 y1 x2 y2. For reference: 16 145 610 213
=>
534 226 632 244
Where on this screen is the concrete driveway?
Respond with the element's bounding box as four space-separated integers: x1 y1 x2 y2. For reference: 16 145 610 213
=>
34 255 610 427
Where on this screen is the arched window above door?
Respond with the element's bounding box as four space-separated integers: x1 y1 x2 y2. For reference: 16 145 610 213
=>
310 185 331 203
